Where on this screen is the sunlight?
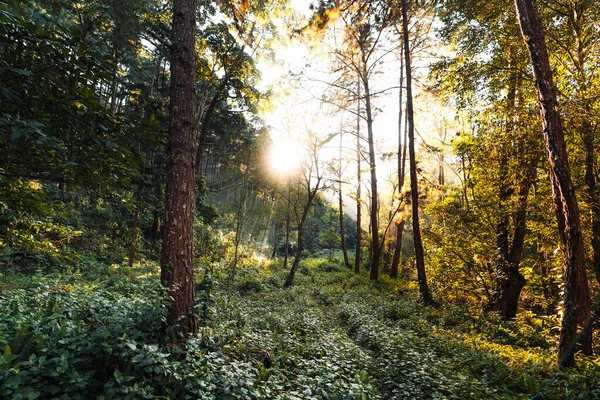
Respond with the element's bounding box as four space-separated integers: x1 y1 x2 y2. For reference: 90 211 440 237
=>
268 139 304 176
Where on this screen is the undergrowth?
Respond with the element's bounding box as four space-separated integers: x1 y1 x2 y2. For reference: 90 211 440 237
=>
1 257 599 399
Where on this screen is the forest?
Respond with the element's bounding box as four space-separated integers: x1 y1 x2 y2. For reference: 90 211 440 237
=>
1 0 600 398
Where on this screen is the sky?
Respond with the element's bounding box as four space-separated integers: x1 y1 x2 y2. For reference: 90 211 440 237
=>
257 1 460 217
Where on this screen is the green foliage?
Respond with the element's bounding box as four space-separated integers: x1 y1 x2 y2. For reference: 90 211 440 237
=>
2 257 600 399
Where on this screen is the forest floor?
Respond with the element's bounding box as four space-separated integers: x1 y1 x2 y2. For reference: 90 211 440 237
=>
1 257 600 399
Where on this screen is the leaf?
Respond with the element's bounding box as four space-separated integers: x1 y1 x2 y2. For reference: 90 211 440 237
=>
114 369 123 384
132 354 144 363
9 68 33 76
4 345 11 356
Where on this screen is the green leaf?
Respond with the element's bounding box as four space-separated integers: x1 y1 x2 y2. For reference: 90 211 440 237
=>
114 369 123 384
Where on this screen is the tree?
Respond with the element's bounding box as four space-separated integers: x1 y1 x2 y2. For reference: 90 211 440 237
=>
160 0 198 338
309 0 394 280
541 0 600 285
400 0 432 304
284 133 333 287
336 128 352 268
513 0 592 367
433 0 547 319
390 39 407 280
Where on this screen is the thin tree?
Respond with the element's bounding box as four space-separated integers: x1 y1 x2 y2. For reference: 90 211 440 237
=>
513 0 592 367
337 128 352 268
160 0 198 338
401 0 432 304
391 39 408 279
355 76 363 274
284 133 333 287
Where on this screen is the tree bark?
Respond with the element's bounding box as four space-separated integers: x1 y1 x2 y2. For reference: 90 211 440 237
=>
160 0 198 338
401 0 432 304
230 185 247 283
355 77 362 274
487 65 529 320
391 41 407 279
339 178 351 268
363 70 380 281
514 0 592 367
487 163 535 319
284 182 291 268
128 207 140 268
582 120 600 284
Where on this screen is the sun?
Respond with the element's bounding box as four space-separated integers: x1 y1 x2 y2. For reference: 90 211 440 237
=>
268 139 304 176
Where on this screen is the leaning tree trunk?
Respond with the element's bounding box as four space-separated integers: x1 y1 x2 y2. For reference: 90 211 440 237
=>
284 187 319 287
401 0 432 304
514 0 592 367
160 0 198 338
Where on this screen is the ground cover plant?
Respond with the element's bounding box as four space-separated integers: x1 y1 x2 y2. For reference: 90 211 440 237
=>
2 258 599 399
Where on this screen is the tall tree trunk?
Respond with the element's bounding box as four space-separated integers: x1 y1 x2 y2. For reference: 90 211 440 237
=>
271 223 279 258
487 66 529 319
514 0 592 367
230 185 247 283
391 41 407 279
339 132 351 268
339 179 351 268
363 71 380 280
487 162 535 319
128 207 140 268
284 181 291 268
109 42 119 114
160 0 198 338
355 77 362 274
401 0 432 304
582 120 600 284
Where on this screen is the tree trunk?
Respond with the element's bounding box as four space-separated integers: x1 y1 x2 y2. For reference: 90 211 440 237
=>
582 120 600 284
391 41 407 279
487 164 534 319
339 179 351 268
285 161 322 287
514 0 592 367
363 71 380 280
487 66 529 320
128 207 140 268
391 221 405 279
401 0 432 304
59 179 68 202
355 77 362 274
271 223 279 258
160 0 198 339
338 132 351 268
109 42 119 114
284 196 313 287
284 182 291 268
230 186 246 283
